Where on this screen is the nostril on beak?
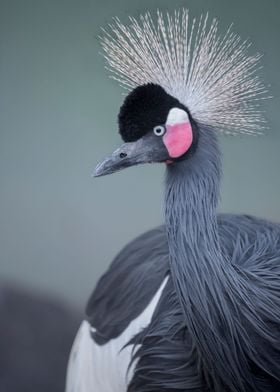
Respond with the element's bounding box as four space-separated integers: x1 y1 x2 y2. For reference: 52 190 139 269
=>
119 152 127 159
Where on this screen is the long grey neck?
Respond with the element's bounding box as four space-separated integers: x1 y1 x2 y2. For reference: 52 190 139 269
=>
164 128 249 391
165 127 226 283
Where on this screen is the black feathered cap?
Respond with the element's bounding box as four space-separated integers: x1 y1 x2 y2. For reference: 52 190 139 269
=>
118 84 184 142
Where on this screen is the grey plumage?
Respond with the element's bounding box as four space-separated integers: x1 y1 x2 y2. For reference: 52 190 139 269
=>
85 128 280 391
164 127 280 391
86 211 280 391
66 9 280 392
86 227 169 344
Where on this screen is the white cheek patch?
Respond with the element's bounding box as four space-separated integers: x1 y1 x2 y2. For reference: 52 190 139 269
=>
164 108 193 158
166 107 190 126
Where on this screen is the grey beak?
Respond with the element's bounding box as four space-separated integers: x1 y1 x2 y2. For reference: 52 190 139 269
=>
93 135 169 177
93 142 138 177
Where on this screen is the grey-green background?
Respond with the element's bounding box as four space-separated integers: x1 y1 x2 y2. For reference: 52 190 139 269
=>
0 0 279 309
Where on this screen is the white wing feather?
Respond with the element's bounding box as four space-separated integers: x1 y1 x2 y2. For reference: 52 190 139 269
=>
65 277 168 392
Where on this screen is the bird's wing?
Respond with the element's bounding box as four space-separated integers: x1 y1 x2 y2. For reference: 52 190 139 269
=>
65 321 95 392
86 226 169 343
66 215 280 391
66 226 169 392
218 213 280 266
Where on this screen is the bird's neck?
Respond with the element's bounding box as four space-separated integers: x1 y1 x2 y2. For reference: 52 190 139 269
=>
165 127 224 277
164 129 247 390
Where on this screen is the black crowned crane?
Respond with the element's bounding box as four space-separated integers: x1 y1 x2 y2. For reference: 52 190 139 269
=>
66 10 280 392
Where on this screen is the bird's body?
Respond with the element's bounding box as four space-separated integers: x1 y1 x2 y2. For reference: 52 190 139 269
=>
66 10 280 392
68 129 280 391
68 213 280 391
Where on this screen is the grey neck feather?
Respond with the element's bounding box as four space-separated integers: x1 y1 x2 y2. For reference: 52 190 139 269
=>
164 128 254 391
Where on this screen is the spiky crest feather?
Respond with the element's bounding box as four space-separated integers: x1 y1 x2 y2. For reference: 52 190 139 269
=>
101 10 269 136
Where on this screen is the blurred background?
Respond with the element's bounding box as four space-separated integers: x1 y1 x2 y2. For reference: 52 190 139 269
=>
0 0 279 389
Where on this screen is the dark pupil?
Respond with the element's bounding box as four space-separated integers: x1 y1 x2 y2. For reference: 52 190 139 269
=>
156 127 162 134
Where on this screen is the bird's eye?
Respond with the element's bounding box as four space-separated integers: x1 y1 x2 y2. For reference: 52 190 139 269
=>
153 125 166 136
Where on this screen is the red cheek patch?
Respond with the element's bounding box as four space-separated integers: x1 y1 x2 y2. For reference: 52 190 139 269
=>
163 122 193 158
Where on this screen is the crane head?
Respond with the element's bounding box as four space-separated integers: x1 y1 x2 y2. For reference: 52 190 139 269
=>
94 83 199 177
93 9 269 177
